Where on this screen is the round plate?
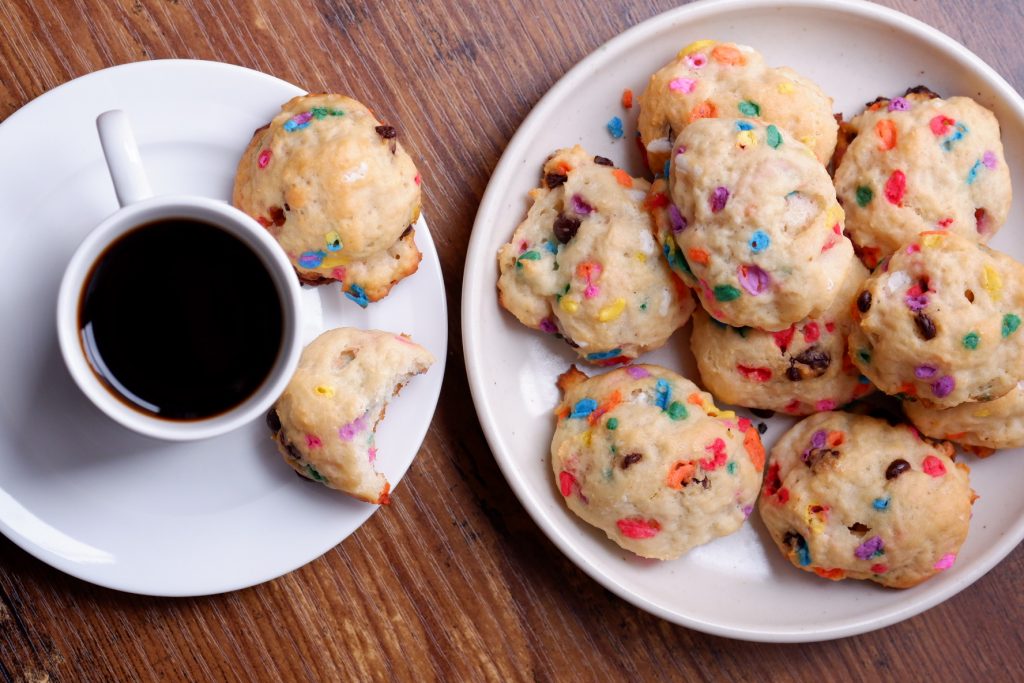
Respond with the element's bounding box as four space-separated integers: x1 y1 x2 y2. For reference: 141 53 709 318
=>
0 60 447 596
463 0 1024 641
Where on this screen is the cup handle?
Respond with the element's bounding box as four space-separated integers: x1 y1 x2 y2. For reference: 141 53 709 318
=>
96 110 153 207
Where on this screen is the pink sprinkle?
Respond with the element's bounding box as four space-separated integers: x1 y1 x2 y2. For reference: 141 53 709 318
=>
685 53 707 68
368 447 377 463
937 218 953 229
339 414 368 441
737 264 770 295
709 187 729 212
257 149 272 168
983 150 998 169
414 173 421 185
888 97 910 112
617 517 661 539
305 434 322 449
539 318 558 334
815 399 836 411
669 77 697 94
292 111 313 125
906 243 921 254
675 145 687 155
742 505 753 518
584 284 600 299
930 115 954 136
784 399 801 413
331 266 347 281
934 553 956 570
626 366 651 379
571 194 594 215
922 455 947 477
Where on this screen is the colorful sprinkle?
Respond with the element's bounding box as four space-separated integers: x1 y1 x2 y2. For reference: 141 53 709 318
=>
884 170 906 205
934 553 956 570
941 123 968 151
305 434 322 449
668 205 688 233
710 186 729 212
606 116 624 139
612 169 633 188
585 348 622 361
931 375 955 398
699 438 728 470
738 100 761 117
963 332 980 349
654 379 671 410
539 318 558 334
314 385 335 398
766 124 782 149
626 366 650 379
982 265 1002 300
711 43 743 65
667 461 695 489
689 100 718 122
616 517 662 539
749 230 770 252
736 121 755 131
1002 313 1021 337
930 114 954 136
888 96 909 111
338 414 367 441
914 364 937 379
815 399 836 411
777 81 795 94
597 298 627 322
922 455 947 477
606 417 619 430
344 284 369 308
875 119 897 150
873 496 890 511
283 111 313 132
571 194 594 215
669 77 697 93
855 186 874 208
966 160 983 185
713 284 741 302
737 365 772 382
325 231 343 252
621 89 633 108
570 398 598 419
854 536 885 560
983 150 998 169
257 149 272 168
736 130 758 148
737 264 770 295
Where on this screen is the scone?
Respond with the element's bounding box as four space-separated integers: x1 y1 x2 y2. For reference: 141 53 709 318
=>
690 259 873 415
759 412 974 588
637 39 837 172
267 328 434 504
904 381 1024 451
233 93 422 304
497 146 694 365
664 118 854 330
551 364 764 560
834 87 1011 266
849 231 1024 408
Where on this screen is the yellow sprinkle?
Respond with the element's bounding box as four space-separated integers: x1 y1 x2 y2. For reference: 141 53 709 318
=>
597 298 627 322
736 130 758 148
982 265 1002 300
321 254 350 268
581 430 592 447
679 39 715 57
921 234 944 248
314 385 335 398
636 253 647 263
825 204 844 228
805 508 826 534
716 410 736 419
560 297 579 314
778 81 795 94
972 408 991 418
799 134 816 147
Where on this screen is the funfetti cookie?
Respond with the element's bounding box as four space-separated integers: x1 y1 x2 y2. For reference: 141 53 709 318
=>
904 381 1024 452
690 259 873 415
638 39 837 173
233 94 422 304
497 146 694 365
551 364 764 560
834 87 1011 266
662 118 854 331
759 412 974 588
267 328 434 504
849 231 1024 408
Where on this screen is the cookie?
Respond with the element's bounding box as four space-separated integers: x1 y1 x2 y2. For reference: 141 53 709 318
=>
759 412 974 588
637 39 837 172
233 94 422 302
551 364 765 560
690 259 873 415
849 231 1024 408
267 328 434 504
904 381 1024 451
662 118 854 330
834 87 1011 266
497 146 694 364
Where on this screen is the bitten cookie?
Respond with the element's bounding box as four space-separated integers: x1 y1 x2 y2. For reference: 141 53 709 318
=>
267 328 434 504
551 364 765 560
834 87 1011 266
233 94 422 304
849 231 1024 408
904 382 1024 451
690 259 873 415
637 39 837 172
759 412 974 588
497 146 694 365
663 118 854 330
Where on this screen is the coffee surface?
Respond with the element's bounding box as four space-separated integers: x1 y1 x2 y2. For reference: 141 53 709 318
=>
79 218 284 420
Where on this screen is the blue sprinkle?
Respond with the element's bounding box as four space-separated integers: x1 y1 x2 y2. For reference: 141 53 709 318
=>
298 250 325 269
344 283 369 308
858 374 871 384
941 122 968 151
748 230 770 253
966 159 983 185
796 539 811 567
606 116 624 139
585 348 622 361
873 496 891 511
570 398 598 419
283 120 310 132
735 121 755 131
662 160 671 178
654 379 671 410
543 240 558 254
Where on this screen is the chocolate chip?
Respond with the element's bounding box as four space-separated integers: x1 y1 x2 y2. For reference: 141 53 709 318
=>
268 205 286 227
847 522 870 536
794 347 831 371
621 452 642 469
885 458 911 480
914 312 937 340
750 408 775 418
374 125 397 139
904 84 940 99
544 172 568 188
805 447 840 471
553 215 581 244
283 202 291 212
786 366 802 382
285 442 303 461
266 408 281 433
964 289 975 303
593 155 614 166
783 531 804 549
757 422 768 435
857 290 872 313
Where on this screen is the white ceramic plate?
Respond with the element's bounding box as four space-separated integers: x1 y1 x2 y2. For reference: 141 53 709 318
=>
0 60 447 597
463 0 1024 641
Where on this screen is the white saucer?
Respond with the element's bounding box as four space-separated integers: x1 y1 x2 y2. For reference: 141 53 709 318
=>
0 60 447 596
463 0 1024 641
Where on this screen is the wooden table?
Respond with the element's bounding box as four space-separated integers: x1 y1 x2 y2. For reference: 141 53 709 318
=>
2 0 1022 679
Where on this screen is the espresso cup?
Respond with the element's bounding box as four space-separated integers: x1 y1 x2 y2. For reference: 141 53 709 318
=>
56 110 303 441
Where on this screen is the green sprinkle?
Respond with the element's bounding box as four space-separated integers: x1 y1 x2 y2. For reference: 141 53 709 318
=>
667 402 688 420
738 100 761 117
1002 314 1021 337
726 461 738 475
311 107 328 119
518 250 540 262
640 301 648 311
963 332 980 349
766 124 782 149
713 284 741 302
857 348 871 364
305 464 328 483
856 186 874 207
606 417 619 430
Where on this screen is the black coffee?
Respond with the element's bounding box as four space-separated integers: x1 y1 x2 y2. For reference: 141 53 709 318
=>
78 218 284 421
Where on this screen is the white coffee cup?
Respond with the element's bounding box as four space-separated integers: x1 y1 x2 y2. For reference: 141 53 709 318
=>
56 110 303 441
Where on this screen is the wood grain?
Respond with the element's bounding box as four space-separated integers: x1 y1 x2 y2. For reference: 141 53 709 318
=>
2 0 1023 680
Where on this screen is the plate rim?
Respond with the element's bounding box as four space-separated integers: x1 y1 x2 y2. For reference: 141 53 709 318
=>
461 0 1024 642
0 57 448 597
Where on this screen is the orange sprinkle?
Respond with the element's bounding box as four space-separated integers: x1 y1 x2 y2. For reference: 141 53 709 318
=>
588 390 623 425
711 44 744 65
687 392 705 406
556 161 572 174
687 248 710 265
814 567 846 581
688 100 718 122
622 88 634 109
944 432 968 440
667 461 696 490
868 100 887 111
744 428 765 472
826 431 845 447
612 168 633 188
575 261 601 280
875 119 897 151
896 382 917 397
555 406 570 420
